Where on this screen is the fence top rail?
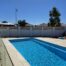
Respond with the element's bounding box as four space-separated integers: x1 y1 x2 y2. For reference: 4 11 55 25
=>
0 26 65 30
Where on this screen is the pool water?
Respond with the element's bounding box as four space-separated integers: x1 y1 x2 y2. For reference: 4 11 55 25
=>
10 39 66 66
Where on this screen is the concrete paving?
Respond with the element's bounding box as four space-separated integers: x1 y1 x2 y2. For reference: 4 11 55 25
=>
0 38 13 66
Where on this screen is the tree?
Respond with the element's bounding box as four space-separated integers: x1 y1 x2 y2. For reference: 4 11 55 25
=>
2 21 8 23
48 7 61 27
18 20 28 27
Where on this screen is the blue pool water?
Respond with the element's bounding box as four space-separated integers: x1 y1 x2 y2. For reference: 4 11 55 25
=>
10 38 66 66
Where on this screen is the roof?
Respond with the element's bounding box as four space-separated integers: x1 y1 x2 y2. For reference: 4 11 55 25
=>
0 22 15 25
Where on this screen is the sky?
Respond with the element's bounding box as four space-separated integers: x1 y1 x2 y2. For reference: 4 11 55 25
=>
0 0 66 24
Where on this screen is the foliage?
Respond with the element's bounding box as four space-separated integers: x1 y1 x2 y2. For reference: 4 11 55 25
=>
2 21 8 23
48 7 61 27
18 20 28 27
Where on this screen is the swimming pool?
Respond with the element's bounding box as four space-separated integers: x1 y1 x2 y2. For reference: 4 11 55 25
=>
10 38 66 66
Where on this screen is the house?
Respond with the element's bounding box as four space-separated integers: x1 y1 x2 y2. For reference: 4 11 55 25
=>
0 22 16 29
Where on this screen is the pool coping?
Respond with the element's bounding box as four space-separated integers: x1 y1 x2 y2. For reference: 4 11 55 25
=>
2 38 30 66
